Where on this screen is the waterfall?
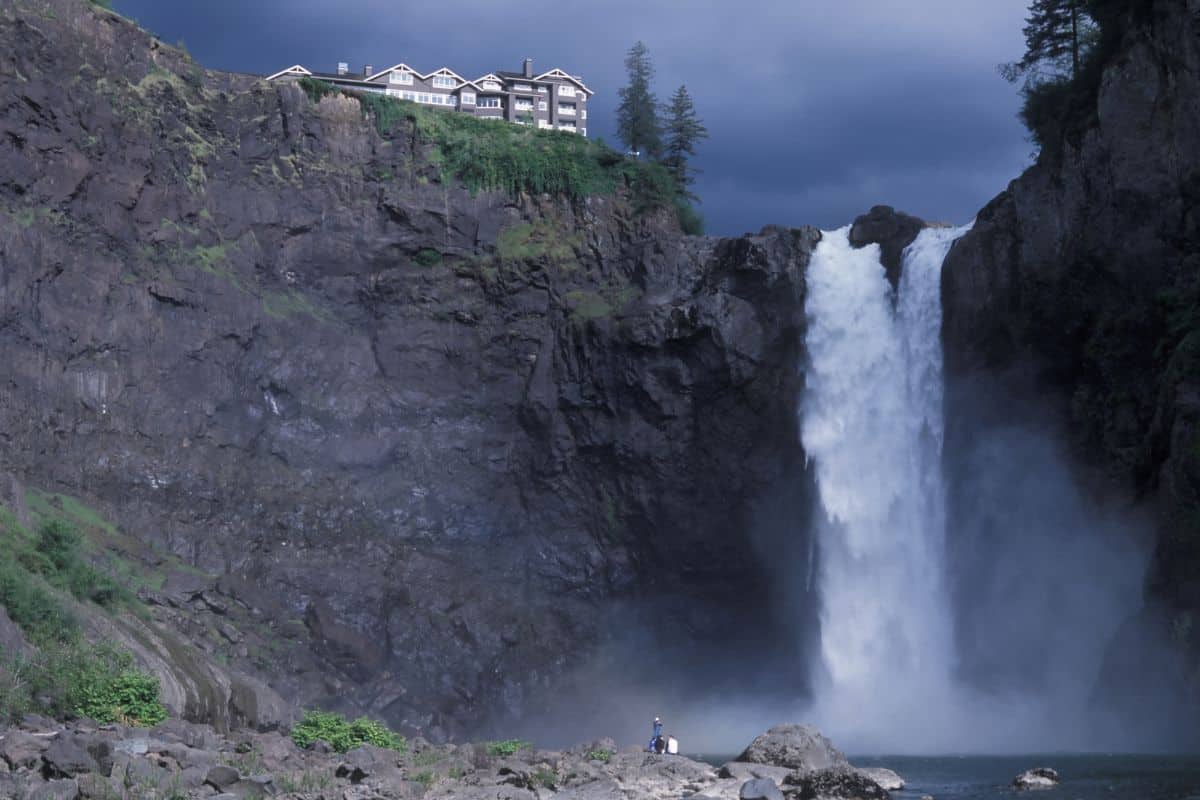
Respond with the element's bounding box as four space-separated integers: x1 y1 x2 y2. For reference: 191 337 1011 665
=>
800 223 971 747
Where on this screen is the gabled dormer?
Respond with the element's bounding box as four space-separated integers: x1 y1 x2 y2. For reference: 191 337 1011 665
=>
426 67 473 90
533 68 594 96
368 63 420 86
265 64 312 81
475 73 505 93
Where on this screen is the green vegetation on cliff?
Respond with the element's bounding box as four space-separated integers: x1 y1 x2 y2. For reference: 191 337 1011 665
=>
1003 0 1156 149
0 506 166 726
297 78 697 230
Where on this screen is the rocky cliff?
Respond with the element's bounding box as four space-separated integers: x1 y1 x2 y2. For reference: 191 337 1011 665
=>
0 0 820 737
942 0 1200 724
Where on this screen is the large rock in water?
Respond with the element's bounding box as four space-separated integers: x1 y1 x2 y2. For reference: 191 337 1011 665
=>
848 204 925 290
854 768 904 791
737 725 849 771
783 766 889 800
1013 767 1060 790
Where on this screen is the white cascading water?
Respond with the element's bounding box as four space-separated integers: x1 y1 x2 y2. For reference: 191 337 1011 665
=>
801 223 972 748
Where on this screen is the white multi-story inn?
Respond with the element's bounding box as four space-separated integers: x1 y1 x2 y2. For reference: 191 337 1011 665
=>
266 58 593 136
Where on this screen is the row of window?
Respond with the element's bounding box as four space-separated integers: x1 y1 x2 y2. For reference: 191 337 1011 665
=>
382 71 581 99
386 89 458 106
389 72 459 88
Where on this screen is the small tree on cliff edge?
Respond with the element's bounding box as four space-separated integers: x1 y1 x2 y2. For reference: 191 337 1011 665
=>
1000 0 1097 85
661 85 708 201
616 41 661 158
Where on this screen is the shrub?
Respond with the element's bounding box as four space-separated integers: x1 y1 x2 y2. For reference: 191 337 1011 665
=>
0 559 78 645
31 520 125 607
486 739 532 757
413 248 443 267
675 199 705 236
585 748 613 763
290 710 407 753
1 643 167 726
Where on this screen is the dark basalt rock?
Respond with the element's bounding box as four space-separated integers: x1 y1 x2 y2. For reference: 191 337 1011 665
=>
0 0 821 736
848 205 925 290
783 766 889 800
737 725 848 772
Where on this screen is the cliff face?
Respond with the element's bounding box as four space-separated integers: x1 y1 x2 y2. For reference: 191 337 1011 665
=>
0 0 818 736
942 0 1200 713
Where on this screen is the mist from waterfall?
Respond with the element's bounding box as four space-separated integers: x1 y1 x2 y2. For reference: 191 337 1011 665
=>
798 224 1155 753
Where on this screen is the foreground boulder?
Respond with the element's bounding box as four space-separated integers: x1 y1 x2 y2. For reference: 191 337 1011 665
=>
1013 767 1060 790
854 768 903 791
783 766 889 800
737 725 848 771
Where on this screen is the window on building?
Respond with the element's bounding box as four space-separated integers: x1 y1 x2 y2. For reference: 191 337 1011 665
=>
580 128 587 136
557 103 576 115
581 109 587 120
513 83 532 93
538 101 548 111
559 121 576 130
558 85 576 97
482 80 501 91
432 75 456 88
477 97 501 108
515 99 533 110
460 92 476 104
390 71 413 84
537 86 548 94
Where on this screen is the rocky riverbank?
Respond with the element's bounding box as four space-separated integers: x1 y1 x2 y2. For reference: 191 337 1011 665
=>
0 720 902 800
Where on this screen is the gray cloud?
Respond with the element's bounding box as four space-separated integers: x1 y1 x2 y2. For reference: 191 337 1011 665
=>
112 0 1033 234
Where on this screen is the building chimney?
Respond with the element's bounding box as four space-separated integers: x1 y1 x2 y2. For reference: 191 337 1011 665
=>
337 62 349 76
523 58 533 79
363 65 374 77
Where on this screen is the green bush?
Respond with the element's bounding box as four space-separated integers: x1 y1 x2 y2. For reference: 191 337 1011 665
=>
31 520 125 607
413 248 443 267
290 710 407 753
585 748 613 763
1 643 166 726
485 739 532 757
0 559 78 645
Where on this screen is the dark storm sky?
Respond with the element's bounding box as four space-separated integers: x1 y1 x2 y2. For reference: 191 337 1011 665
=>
110 0 1033 236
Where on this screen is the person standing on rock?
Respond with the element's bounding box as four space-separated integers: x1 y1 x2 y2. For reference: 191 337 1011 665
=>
648 716 664 752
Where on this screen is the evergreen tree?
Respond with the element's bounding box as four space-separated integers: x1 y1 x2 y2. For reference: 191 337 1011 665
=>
661 85 708 198
1001 0 1096 84
616 41 661 158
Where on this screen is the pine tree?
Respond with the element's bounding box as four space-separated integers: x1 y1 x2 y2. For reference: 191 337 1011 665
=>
661 85 708 199
616 41 661 158
1001 0 1096 84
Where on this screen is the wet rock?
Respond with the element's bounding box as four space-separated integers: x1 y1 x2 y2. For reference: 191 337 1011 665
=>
41 737 99 778
848 205 926 290
1 731 52 770
205 764 241 790
737 725 849 772
1012 767 1059 790
27 778 80 800
741 776 786 800
720 762 794 785
855 767 904 791
783 766 889 800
